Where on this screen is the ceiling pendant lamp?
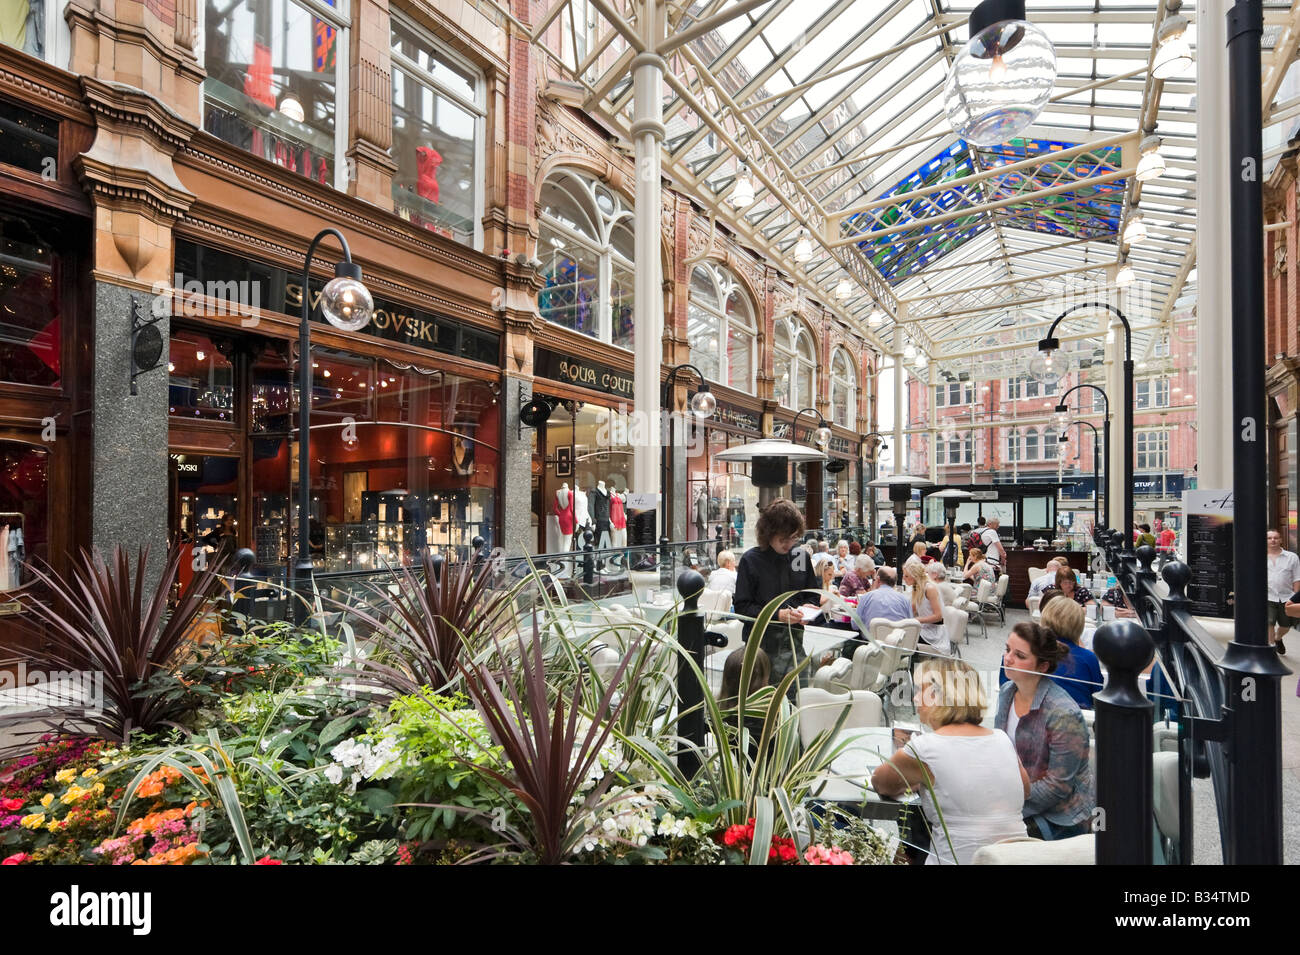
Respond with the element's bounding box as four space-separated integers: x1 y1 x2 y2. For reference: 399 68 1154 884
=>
1136 134 1166 182
1123 213 1147 246
731 163 755 208
1117 261 1136 288
1153 0 1192 80
943 0 1057 146
835 277 854 301
793 229 813 263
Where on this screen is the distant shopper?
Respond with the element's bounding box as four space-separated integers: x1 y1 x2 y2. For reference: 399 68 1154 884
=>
709 550 738 596
1135 523 1157 549
1267 529 1300 656
980 518 1006 569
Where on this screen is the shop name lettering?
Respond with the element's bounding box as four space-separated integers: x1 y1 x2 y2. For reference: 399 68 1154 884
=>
285 284 442 345
555 360 634 397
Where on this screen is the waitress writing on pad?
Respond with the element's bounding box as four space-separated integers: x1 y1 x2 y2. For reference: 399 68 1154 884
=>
733 498 829 689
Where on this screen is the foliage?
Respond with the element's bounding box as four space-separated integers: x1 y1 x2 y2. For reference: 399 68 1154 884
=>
2 544 230 744
337 551 525 696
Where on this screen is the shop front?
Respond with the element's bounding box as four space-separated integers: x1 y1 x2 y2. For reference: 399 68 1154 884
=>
770 417 859 533
527 345 636 556
166 239 502 581
685 398 763 551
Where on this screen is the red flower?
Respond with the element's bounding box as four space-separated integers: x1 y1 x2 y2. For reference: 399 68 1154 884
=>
778 843 798 863
0 798 23 812
254 857 283 865
2 852 29 865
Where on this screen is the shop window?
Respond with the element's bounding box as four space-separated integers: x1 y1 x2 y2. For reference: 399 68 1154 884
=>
0 440 47 591
169 331 235 421
830 347 857 428
773 318 816 411
536 400 634 553
0 216 61 388
201 0 347 188
537 169 635 350
773 321 793 409
0 99 58 177
390 15 485 248
687 263 755 392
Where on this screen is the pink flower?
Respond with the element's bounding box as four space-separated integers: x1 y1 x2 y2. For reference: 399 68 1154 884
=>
254 857 283 865
2 852 29 865
804 844 854 866
1 798 23 812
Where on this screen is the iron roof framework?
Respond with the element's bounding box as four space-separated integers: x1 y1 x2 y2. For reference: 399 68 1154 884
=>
527 0 1300 380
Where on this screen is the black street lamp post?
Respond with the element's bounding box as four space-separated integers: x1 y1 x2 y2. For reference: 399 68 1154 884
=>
1054 383 1110 530
293 228 374 618
1059 419 1102 538
1039 302 1132 558
661 363 716 553
792 407 831 529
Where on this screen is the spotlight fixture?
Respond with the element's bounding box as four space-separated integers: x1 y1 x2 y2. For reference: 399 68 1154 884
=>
731 163 755 208
943 0 1057 146
1153 0 1192 80
1136 134 1166 182
793 229 813 263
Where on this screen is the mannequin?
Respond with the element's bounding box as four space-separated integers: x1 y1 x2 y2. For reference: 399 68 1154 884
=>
610 487 627 548
572 481 590 549
693 486 708 540
554 483 574 553
591 481 612 549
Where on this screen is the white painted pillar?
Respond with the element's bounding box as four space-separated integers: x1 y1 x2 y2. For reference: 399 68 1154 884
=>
631 1 666 505
1196 0 1231 488
892 322 906 473
928 362 939 483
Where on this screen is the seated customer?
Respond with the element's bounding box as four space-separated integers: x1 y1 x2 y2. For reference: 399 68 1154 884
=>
1056 567 1094 606
995 622 1095 840
839 555 875 597
1040 596 1104 710
853 565 912 632
913 540 935 565
963 547 997 589
709 550 738 595
872 657 1029 865
904 557 949 656
1028 559 1063 600
831 539 852 576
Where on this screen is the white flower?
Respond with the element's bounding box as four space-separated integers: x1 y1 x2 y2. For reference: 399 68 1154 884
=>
324 764 344 785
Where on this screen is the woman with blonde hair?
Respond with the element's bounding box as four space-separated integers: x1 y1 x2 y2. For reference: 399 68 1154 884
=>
903 557 949 655
872 656 1029 865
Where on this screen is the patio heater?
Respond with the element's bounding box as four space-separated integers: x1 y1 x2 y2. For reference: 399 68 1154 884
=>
869 474 934 580
927 488 971 564
715 437 827 522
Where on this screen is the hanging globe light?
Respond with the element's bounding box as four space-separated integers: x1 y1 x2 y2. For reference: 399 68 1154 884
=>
320 262 374 332
1152 0 1192 80
1116 262 1136 288
1123 213 1147 246
1136 134 1166 182
730 163 755 208
793 229 813 263
815 422 833 449
943 0 1057 146
835 276 854 301
689 384 717 418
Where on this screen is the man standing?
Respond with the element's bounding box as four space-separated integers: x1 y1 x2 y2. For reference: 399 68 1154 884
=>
980 517 1006 571
1266 529 1300 655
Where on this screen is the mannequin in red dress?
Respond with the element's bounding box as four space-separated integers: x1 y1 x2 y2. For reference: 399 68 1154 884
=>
554 483 574 552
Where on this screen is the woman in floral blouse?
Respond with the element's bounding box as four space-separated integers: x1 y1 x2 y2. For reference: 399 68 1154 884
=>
995 622 1095 841
1055 567 1094 606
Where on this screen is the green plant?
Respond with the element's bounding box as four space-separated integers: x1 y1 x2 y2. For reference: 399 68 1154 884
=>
338 551 525 696
1 544 230 745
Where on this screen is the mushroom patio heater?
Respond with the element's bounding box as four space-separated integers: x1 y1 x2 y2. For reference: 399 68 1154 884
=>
869 474 934 579
927 488 972 561
715 437 828 516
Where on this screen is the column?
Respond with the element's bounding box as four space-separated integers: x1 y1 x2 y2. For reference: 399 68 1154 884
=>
928 362 939 483
1105 311 1125 532
1197 0 1232 488
631 2 666 517
892 320 905 472
346 0 397 208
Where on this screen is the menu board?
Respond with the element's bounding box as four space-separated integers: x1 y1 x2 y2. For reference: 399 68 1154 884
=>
1184 489 1234 618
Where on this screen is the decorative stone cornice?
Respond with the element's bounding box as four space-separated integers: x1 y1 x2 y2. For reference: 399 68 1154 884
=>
0 46 91 121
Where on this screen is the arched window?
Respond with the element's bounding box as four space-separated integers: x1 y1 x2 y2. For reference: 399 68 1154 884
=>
773 319 817 410
1024 429 1039 460
537 169 635 350
830 348 857 428
1007 428 1020 462
687 264 755 391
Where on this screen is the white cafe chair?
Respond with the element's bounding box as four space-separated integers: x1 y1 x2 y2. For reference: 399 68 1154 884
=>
796 687 884 748
972 834 1096 865
1027 566 1047 587
942 605 969 659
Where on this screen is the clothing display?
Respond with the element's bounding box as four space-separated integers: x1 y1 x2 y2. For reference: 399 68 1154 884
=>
204 105 331 185
554 485 575 536
610 491 627 548
416 146 443 203
572 482 590 542
590 483 611 549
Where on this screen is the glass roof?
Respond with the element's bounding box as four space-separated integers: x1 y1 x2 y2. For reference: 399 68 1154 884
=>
529 0 1300 377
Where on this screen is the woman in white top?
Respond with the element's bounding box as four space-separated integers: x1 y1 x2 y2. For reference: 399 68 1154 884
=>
708 549 738 595
872 657 1029 865
903 557 949 655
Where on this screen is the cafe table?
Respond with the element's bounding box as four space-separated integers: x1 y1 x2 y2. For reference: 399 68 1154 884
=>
805 726 921 823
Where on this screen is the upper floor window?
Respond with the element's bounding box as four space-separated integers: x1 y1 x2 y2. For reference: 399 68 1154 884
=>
1006 428 1020 462
1024 428 1039 460
687 264 755 391
1 1 69 66
1135 377 1170 410
201 0 349 189
1006 375 1055 400
946 434 972 465
1153 335 1170 358
537 169 634 350
1137 430 1169 470
830 347 857 428
935 381 974 407
391 15 485 248
773 319 816 410
1043 429 1058 461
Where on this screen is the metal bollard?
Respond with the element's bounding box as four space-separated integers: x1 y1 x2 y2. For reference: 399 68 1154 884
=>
1092 618 1155 864
675 568 707 778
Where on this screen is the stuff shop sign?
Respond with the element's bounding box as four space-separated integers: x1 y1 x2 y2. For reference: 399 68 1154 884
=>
534 347 634 400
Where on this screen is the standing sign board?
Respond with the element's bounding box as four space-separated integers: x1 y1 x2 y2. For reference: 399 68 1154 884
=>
1184 490 1234 618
